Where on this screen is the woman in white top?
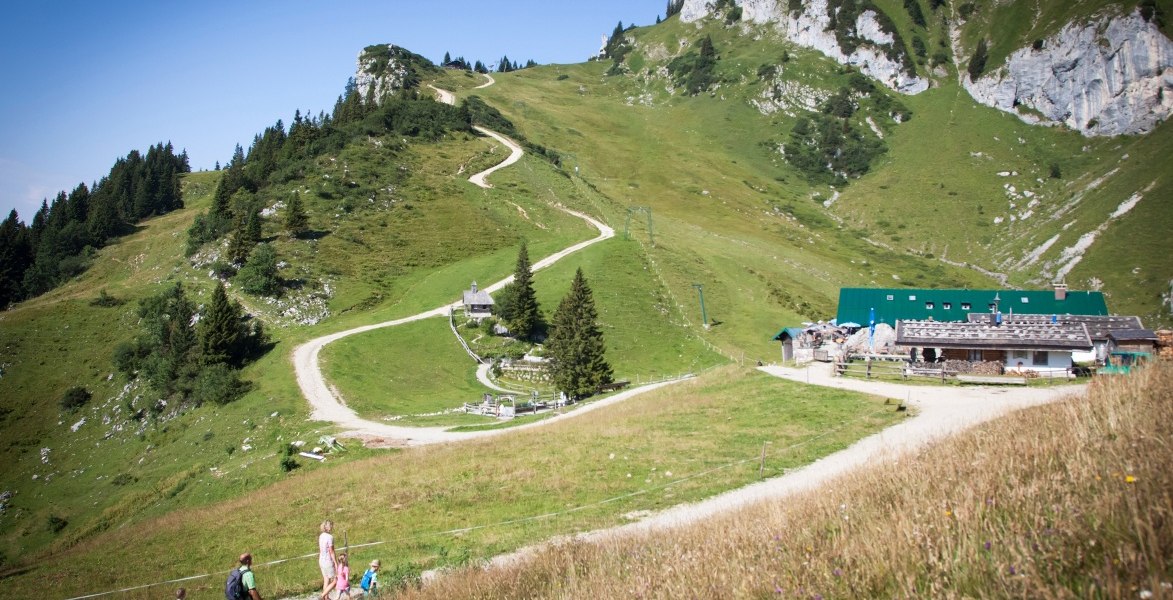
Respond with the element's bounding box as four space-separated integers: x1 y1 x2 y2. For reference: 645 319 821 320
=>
319 520 337 600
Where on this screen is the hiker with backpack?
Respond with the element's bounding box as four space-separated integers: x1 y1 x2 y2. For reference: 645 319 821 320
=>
359 559 380 596
225 553 262 600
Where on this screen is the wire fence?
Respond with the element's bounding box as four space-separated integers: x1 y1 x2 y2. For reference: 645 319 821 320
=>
448 308 486 364
64 403 896 600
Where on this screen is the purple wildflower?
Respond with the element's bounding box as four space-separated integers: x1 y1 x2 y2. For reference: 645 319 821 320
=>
984 541 991 551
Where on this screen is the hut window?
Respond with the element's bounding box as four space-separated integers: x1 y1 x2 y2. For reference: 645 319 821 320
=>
925 302 935 309
943 302 952 310
909 295 917 300
1033 351 1049 366
1021 297 1030 303
886 294 894 301
961 303 971 310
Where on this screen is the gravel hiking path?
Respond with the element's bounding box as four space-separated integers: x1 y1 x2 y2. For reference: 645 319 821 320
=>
292 83 622 448
428 80 523 189
475 362 526 395
480 362 1086 570
276 364 1083 597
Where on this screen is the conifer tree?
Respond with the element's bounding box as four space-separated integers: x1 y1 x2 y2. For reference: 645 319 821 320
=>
134 283 198 395
546 268 612 399
0 210 32 308
199 282 243 366
968 38 989 80
507 242 542 340
284 193 308 237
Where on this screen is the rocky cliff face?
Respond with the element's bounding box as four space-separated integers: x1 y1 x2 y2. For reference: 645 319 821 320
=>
963 9 1173 136
680 0 929 94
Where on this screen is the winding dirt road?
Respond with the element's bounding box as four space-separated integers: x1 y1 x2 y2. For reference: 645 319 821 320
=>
428 83 523 188
290 81 624 447
481 362 1086 570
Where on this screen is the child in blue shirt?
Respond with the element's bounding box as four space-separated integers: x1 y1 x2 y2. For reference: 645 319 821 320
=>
359 559 380 595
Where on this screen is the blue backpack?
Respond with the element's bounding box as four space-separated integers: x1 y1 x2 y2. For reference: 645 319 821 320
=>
360 568 375 591
225 567 249 600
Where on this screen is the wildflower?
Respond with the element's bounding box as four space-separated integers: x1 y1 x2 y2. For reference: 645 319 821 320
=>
832 568 842 578
1125 475 1137 484
1139 590 1153 599
984 541 991 551
1008 565 1017 575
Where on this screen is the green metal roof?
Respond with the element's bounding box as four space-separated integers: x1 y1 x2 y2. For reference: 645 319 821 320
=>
771 327 805 341
836 288 1108 327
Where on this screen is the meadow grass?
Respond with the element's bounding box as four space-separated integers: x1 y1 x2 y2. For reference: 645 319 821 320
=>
473 56 995 362
321 316 485 417
1 367 900 599
391 362 1173 599
0 133 601 566
2 9 1170 596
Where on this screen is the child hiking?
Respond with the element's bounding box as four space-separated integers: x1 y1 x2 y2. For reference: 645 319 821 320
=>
334 553 352 599
359 559 380 596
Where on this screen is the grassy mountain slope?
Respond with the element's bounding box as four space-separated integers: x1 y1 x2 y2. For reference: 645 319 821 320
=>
478 13 1172 326
1 2 1170 596
4 368 899 598
396 360 1173 600
0 133 616 570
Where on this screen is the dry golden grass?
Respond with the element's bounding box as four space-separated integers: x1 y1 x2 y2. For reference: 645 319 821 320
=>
393 363 1173 599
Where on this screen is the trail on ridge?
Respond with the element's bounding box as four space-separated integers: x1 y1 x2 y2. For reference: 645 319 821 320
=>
291 78 626 447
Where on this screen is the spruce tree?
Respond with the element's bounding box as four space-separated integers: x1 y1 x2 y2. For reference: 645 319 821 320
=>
199 282 243 366
508 242 542 340
968 39 989 80
546 268 612 399
135 283 198 395
284 193 308 237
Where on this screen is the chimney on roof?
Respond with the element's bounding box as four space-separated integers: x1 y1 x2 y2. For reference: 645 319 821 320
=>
1054 282 1068 301
471 281 478 293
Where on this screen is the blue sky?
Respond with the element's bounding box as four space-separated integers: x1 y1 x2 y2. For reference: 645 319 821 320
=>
0 1 661 221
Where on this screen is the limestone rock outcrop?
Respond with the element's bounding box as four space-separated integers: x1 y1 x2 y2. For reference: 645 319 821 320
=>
680 0 929 94
963 9 1173 136
354 44 422 103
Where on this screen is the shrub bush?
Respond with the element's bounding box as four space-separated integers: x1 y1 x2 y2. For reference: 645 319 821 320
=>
190 364 250 407
89 289 125 307
59 386 92 411
47 515 68 533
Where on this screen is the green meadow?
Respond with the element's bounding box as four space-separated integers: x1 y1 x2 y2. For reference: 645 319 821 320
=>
0 4 1170 597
